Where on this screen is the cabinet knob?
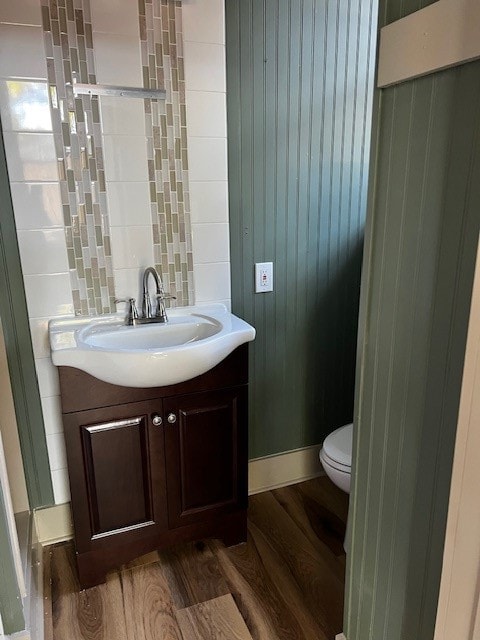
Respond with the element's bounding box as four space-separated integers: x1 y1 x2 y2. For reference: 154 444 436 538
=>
152 414 163 426
167 413 177 424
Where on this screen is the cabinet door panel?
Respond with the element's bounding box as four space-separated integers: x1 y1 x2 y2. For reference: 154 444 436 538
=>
82 416 152 534
165 387 248 528
64 400 167 552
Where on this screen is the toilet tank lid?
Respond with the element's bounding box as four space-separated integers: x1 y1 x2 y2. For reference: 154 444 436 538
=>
323 423 353 467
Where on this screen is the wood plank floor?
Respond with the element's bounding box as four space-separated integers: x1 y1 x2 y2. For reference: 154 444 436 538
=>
177 594 254 640
44 477 348 640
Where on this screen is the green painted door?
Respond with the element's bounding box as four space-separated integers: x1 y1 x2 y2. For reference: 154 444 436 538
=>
345 7 480 639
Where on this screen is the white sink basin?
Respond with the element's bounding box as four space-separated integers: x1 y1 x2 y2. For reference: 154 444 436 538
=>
82 316 221 351
49 304 255 388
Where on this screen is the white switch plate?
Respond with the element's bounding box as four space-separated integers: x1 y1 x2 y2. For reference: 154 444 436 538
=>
255 262 273 293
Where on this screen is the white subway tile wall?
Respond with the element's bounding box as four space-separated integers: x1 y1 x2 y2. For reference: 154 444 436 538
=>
45 433 67 471
34 357 60 398
40 396 64 436
183 42 226 92
10 182 64 230
103 135 149 182
185 90 227 138
93 33 143 85
0 0 230 505
187 136 228 182
50 468 71 504
96 43 152 302
114 268 144 302
106 182 151 227
194 262 231 303
110 226 155 270
23 274 74 318
0 24 47 79
17 229 69 275
189 181 228 224
0 0 42 27
192 223 229 264
29 318 52 359
3 132 58 182
89 0 139 37
182 0 225 45
99 97 145 135
183 0 230 304
0 14 73 502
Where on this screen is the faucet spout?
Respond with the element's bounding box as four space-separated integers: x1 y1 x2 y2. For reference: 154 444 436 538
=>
142 266 162 318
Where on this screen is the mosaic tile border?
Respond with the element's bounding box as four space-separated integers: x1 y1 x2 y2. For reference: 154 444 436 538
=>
41 0 194 314
140 0 194 307
42 0 116 316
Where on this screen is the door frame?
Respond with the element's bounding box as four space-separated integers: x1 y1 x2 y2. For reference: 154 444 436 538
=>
434 235 480 639
0 432 25 635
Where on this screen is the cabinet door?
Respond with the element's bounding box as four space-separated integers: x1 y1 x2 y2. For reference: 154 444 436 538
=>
64 400 167 553
164 387 248 528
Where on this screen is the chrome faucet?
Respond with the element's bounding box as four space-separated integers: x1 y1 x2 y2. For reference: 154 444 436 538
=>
115 266 175 325
142 266 176 322
142 266 162 319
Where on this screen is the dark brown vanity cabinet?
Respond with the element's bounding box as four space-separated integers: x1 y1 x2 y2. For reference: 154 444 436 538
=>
64 399 169 551
59 346 248 588
164 387 247 528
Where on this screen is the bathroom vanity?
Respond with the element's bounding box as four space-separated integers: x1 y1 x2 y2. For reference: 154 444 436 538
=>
50 305 254 587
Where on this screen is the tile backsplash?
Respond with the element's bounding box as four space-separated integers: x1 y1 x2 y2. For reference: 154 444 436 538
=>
40 0 193 314
139 0 194 306
43 0 116 315
0 0 230 505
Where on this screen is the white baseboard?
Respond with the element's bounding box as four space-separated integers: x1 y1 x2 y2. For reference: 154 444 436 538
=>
248 443 324 495
35 444 324 544
34 504 73 546
335 634 347 640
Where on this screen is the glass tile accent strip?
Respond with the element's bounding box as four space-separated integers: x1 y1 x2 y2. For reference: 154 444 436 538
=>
139 0 194 306
41 0 115 316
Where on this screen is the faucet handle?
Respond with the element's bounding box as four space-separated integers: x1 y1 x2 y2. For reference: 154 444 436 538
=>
155 293 176 301
153 292 176 322
114 297 139 325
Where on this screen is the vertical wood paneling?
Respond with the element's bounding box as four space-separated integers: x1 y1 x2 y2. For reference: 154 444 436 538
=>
226 0 377 458
346 26 480 640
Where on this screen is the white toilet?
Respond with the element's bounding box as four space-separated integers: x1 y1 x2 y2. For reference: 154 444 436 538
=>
319 423 353 494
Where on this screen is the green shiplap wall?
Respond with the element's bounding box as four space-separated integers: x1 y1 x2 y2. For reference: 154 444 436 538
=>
226 0 378 458
346 4 480 639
